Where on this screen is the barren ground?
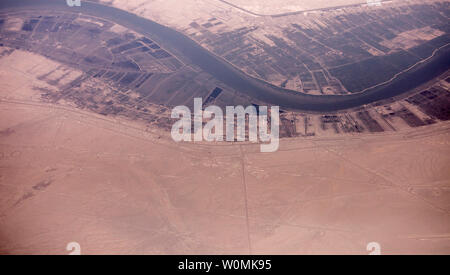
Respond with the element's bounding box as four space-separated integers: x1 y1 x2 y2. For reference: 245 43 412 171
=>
0 50 449 254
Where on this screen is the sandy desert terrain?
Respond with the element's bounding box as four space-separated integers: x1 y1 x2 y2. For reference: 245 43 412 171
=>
0 48 449 254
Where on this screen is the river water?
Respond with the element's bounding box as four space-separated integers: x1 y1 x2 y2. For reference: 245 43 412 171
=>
1 0 449 112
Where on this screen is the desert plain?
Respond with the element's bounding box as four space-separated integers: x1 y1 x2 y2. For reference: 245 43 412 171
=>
0 49 449 254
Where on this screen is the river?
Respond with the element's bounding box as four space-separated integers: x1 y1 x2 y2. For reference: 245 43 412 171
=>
1 0 449 112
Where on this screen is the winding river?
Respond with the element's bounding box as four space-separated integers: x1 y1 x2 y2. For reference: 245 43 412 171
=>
1 0 449 112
